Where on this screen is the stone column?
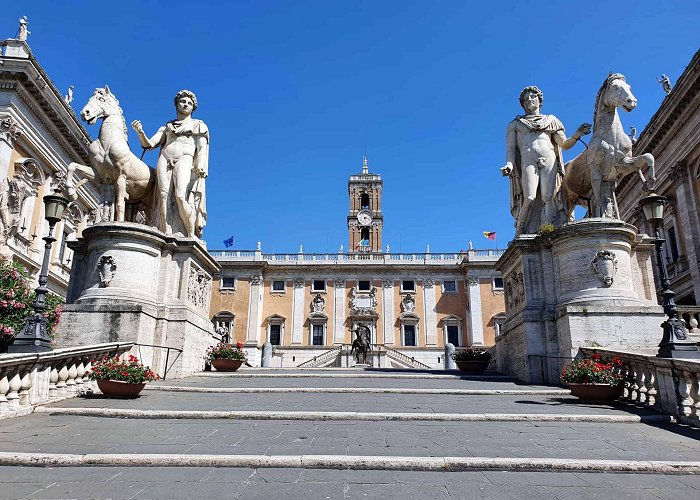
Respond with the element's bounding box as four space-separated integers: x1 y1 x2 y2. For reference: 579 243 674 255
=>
333 279 346 344
382 279 395 345
423 279 437 345
245 274 263 345
672 167 700 302
291 278 305 344
467 276 485 346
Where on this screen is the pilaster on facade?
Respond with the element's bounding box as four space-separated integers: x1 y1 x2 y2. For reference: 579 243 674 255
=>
422 279 437 346
381 279 395 345
467 275 485 346
245 274 263 345
673 169 700 301
291 278 305 344
333 279 346 344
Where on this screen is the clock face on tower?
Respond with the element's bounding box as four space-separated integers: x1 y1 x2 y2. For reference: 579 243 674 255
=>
357 210 372 226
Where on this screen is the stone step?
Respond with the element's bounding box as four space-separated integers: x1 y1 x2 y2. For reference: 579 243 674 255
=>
1 452 699 474
34 406 675 423
193 371 513 380
146 385 569 396
3 414 698 463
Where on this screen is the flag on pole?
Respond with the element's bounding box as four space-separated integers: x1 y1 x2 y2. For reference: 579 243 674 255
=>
223 235 235 248
483 231 497 240
355 239 369 249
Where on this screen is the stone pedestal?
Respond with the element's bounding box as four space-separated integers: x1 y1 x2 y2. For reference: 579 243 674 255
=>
54 222 220 378
495 219 665 384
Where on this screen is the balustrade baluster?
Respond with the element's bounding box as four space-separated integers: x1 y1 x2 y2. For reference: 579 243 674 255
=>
635 369 646 404
677 371 693 418
689 373 700 422
56 364 69 397
0 368 9 411
644 366 657 408
6 370 21 406
18 367 31 405
75 357 86 391
66 358 78 393
48 365 59 398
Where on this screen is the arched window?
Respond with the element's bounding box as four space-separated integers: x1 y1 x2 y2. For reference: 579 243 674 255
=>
212 311 234 342
360 193 370 209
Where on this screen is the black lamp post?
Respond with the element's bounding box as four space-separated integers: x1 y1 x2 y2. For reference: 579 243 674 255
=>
8 189 69 353
640 193 700 359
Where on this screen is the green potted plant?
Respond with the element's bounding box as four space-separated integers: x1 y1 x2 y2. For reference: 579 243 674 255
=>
561 354 626 402
451 348 492 373
206 341 247 372
87 355 160 398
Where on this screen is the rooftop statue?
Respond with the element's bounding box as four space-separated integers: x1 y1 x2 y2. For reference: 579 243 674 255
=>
132 90 209 238
16 17 29 42
562 74 655 220
501 86 591 235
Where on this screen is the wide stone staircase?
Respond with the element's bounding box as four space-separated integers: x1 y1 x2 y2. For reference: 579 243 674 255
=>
1 367 699 499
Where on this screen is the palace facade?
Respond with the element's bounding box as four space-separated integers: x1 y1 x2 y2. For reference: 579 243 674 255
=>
208 159 505 368
617 48 700 335
0 35 97 297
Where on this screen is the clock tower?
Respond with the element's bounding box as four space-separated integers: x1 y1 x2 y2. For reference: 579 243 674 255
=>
348 157 383 253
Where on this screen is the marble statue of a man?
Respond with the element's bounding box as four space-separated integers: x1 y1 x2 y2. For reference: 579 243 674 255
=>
501 86 590 235
132 90 209 238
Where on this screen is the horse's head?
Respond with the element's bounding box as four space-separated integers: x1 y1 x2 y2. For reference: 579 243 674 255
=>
81 85 121 125
603 74 637 112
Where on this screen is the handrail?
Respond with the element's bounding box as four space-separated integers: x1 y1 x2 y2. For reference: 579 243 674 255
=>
297 345 342 368
383 346 431 369
133 343 183 380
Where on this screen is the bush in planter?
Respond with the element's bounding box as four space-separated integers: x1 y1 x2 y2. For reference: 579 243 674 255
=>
205 341 247 362
560 354 625 386
87 355 160 384
451 348 492 362
0 257 64 352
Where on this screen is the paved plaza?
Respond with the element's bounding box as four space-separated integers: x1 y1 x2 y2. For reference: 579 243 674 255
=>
0 368 699 499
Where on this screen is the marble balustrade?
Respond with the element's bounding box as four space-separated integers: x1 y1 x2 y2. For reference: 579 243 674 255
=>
579 347 700 427
0 342 133 416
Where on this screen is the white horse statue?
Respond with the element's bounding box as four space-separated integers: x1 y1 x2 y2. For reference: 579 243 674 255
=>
562 73 655 219
66 86 156 222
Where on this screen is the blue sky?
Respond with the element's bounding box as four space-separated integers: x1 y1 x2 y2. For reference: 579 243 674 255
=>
7 1 700 252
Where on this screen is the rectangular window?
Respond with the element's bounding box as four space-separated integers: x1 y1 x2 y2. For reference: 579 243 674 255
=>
401 280 415 292
404 325 416 346
358 280 371 291
312 280 326 292
443 280 457 293
272 280 285 292
269 324 281 345
493 277 504 290
447 325 459 346
221 277 236 289
312 324 324 346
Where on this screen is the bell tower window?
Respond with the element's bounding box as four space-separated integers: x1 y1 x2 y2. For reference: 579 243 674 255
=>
360 193 370 210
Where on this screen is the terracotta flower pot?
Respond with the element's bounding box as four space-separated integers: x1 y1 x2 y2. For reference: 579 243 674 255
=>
455 360 490 373
568 383 623 402
96 379 146 398
211 359 244 372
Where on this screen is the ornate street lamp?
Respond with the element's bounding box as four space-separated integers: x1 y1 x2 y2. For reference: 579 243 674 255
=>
8 186 69 353
640 193 700 359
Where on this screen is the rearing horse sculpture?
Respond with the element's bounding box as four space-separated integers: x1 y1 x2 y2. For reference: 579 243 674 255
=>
562 73 655 219
66 86 155 222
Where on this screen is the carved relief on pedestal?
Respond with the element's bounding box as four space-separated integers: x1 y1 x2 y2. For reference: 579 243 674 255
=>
187 264 211 310
591 250 618 287
97 255 117 287
505 271 524 311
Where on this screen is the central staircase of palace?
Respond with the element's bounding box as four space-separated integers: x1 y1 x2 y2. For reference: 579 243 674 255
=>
1 366 699 498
